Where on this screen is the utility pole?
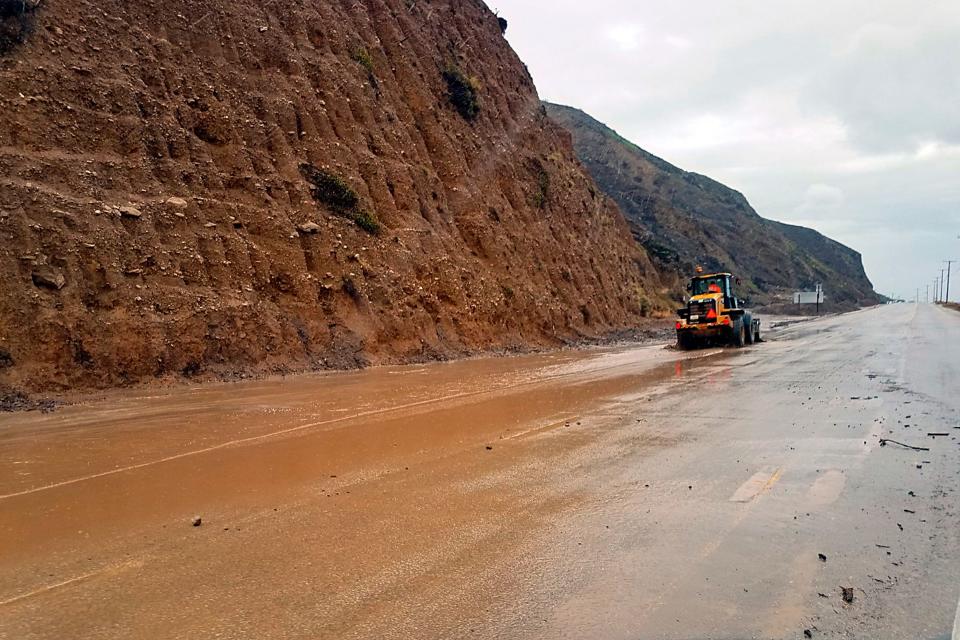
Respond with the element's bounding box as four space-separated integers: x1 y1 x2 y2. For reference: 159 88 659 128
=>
945 260 956 303
940 268 947 303
926 284 930 303
934 277 940 302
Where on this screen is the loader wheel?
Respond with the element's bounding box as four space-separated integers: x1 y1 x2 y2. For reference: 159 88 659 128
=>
754 324 762 343
744 314 754 345
732 319 746 348
677 332 694 350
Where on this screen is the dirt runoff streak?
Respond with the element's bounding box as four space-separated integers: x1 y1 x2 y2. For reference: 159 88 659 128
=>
0 346 716 502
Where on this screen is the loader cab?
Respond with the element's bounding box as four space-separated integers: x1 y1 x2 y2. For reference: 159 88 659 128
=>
688 272 737 309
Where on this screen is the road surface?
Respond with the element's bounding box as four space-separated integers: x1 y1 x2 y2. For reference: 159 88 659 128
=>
1 304 958 639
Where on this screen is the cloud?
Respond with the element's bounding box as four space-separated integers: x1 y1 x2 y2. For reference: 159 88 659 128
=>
495 0 960 297
804 22 960 152
605 24 644 51
794 184 845 220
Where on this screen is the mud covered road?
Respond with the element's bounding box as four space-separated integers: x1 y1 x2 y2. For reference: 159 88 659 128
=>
2 304 959 639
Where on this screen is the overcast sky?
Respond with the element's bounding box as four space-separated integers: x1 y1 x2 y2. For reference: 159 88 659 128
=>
493 0 960 300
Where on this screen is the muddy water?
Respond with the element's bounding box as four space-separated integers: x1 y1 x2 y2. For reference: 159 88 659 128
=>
0 341 733 636
0 345 703 497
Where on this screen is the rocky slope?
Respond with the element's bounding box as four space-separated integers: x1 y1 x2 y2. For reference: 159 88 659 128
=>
546 103 879 309
0 0 666 394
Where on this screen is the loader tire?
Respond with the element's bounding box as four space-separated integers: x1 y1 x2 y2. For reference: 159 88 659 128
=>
744 313 754 345
732 319 746 348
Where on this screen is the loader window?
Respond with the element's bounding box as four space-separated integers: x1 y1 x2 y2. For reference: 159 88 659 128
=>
691 277 727 296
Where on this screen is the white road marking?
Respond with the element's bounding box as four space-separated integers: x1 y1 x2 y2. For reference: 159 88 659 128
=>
1 560 143 607
952 590 960 640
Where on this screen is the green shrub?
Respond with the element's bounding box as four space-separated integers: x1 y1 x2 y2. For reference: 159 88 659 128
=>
350 208 381 235
531 161 550 209
299 163 359 210
351 47 374 75
442 67 480 121
299 163 380 235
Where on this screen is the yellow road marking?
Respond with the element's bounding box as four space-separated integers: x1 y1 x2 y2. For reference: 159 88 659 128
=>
729 466 783 503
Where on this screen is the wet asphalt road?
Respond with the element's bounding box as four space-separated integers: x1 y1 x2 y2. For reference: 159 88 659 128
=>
1 304 958 639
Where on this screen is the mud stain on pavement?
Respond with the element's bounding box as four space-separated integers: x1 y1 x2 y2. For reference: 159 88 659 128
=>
806 469 847 506
729 467 783 503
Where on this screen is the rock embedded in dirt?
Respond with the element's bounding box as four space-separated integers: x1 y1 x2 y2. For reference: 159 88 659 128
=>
818 553 827 562
191 516 202 527
118 206 143 219
165 197 189 209
31 266 66 290
841 586 854 603
298 222 322 234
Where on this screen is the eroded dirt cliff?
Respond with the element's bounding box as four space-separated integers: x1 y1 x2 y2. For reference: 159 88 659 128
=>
0 0 665 394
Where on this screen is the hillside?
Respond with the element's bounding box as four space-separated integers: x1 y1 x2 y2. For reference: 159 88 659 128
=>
546 103 879 308
0 0 666 394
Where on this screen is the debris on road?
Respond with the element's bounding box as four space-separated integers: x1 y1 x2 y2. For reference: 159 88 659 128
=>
878 438 929 451
926 432 948 437
818 553 827 562
841 586 855 603
191 516 202 527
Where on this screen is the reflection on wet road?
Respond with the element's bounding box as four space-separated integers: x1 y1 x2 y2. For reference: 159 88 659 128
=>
1 305 959 639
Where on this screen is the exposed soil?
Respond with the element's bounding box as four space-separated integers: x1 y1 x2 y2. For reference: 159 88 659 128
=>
0 0 667 394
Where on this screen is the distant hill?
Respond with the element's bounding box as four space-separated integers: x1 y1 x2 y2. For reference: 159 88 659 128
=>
546 103 879 309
